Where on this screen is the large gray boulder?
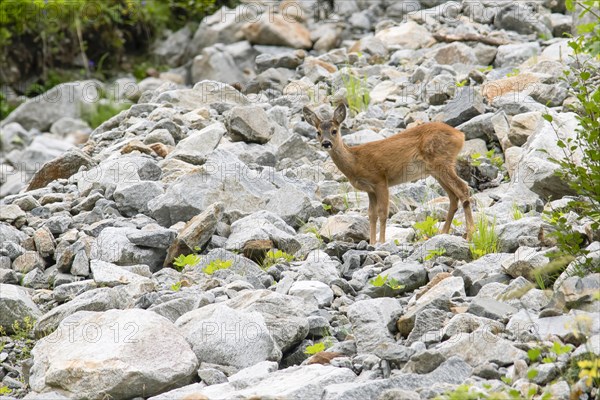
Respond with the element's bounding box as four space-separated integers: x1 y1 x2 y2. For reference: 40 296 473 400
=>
0 283 42 333
1 81 102 131
149 150 313 227
30 309 198 399
175 304 280 368
347 298 402 353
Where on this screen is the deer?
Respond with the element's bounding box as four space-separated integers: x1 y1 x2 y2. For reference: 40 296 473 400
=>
303 104 475 245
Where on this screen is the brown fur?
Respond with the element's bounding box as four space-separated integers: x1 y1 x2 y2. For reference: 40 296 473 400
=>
304 105 475 244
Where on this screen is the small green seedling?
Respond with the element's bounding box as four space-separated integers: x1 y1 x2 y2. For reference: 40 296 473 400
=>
173 254 201 271
203 259 233 275
305 342 326 355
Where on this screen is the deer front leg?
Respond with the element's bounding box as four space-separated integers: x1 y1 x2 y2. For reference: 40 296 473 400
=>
367 192 378 245
376 185 390 243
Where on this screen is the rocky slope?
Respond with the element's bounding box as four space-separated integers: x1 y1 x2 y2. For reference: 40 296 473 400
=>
0 1 599 399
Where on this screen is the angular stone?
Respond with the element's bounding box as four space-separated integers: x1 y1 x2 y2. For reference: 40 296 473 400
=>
164 202 223 267
30 309 198 399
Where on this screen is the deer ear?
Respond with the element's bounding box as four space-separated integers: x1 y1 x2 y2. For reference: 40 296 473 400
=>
303 107 320 127
333 104 346 125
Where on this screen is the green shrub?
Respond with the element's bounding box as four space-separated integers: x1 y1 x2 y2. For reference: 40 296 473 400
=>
81 100 131 128
173 253 201 271
0 1 238 87
469 213 498 259
262 249 294 269
413 216 439 240
543 0 600 273
203 259 232 275
304 342 326 355
341 69 370 115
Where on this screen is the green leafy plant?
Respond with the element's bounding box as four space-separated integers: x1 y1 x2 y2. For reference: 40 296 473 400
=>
304 342 326 355
539 4 600 276
341 69 371 115
81 100 132 129
477 65 494 73
173 254 201 272
424 248 446 261
262 249 295 269
455 79 468 87
369 274 405 291
203 259 233 275
469 213 498 259
322 203 333 212
0 386 12 395
506 68 520 77
413 216 439 240
511 203 524 220
170 281 182 292
0 0 238 84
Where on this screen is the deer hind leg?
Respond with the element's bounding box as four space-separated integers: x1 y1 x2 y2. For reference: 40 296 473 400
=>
367 192 378 245
433 166 475 239
437 180 459 234
375 185 390 243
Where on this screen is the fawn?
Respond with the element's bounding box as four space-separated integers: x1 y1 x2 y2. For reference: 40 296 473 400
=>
304 104 475 244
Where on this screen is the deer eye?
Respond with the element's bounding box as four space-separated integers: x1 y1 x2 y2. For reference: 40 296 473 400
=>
331 129 337 135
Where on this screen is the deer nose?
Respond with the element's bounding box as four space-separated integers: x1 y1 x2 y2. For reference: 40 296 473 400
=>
322 140 332 149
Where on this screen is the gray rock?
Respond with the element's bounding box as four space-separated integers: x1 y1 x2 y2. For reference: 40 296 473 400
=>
347 298 402 353
0 204 25 222
243 13 312 49
432 42 478 65
149 150 313 227
113 181 165 217
167 122 225 165
437 329 527 366
176 303 280 368
437 87 485 127
226 106 273 144
126 227 176 249
413 234 472 262
397 276 465 337
33 227 55 258
190 248 270 289
509 111 542 146
501 246 550 280
507 309 600 341
94 227 166 272
405 308 448 345
225 210 300 255
224 290 311 353
467 297 518 321
362 262 427 298
164 202 224 267
198 367 228 386
0 223 27 244
90 259 150 287
289 281 334 307
453 253 512 295
191 44 245 85
30 309 197 399
323 357 471 400
69 155 161 197
0 283 42 333
494 3 553 38
495 42 541 68
497 217 549 253
256 50 305 72
49 117 91 137
149 364 355 400
1 80 102 131
12 251 45 274
320 214 370 243
152 25 192 67
402 349 447 374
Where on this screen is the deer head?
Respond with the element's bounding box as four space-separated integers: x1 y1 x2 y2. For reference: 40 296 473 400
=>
303 104 347 150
